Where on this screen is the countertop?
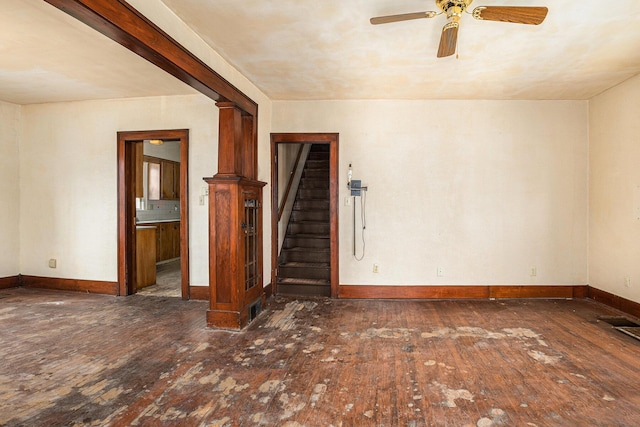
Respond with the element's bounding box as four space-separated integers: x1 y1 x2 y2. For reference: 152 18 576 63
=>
136 219 180 224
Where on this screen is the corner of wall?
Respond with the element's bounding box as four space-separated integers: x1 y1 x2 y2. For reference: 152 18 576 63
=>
0 100 22 277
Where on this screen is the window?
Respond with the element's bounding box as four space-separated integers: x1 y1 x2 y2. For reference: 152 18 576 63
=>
148 161 160 200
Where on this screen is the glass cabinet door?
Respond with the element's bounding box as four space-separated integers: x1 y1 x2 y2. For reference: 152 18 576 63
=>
244 199 259 291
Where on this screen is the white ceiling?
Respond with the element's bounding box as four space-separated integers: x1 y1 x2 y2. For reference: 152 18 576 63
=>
160 0 640 100
2 0 640 105
0 0 196 105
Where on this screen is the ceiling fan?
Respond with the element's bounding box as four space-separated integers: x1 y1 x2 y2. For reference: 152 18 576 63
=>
370 0 548 58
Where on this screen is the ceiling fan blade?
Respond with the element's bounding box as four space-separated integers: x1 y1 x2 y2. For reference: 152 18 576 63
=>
370 11 437 25
472 6 548 25
437 22 459 58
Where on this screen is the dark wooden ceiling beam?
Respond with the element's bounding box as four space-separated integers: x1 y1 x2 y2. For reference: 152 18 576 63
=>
44 0 258 116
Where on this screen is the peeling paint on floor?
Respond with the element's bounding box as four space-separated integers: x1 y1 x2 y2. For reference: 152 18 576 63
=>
2 291 639 426
527 349 561 365
360 327 414 339
262 300 318 331
432 381 475 408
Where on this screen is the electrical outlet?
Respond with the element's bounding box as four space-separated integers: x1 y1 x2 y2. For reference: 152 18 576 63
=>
530 267 537 277
437 267 444 277
373 264 379 273
624 276 631 288
49 259 57 268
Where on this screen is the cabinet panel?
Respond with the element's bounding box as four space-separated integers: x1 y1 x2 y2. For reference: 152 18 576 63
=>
161 160 176 200
154 223 163 262
161 160 180 200
205 178 266 329
148 221 180 262
160 223 171 261
172 222 181 258
136 227 156 288
145 156 180 201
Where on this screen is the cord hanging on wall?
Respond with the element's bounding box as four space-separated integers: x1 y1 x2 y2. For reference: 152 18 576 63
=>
347 163 368 261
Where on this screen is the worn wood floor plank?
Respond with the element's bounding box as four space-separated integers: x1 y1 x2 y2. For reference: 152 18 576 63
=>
0 289 639 426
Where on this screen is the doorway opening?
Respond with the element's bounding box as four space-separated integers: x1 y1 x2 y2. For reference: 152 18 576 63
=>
271 133 339 298
117 129 190 298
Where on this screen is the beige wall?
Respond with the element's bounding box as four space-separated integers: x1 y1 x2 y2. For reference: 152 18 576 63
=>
589 74 640 303
18 90 271 287
0 100 21 277
273 100 589 286
20 95 217 284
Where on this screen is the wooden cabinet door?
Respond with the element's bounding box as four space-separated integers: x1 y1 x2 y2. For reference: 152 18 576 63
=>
162 223 173 261
136 227 156 288
172 222 181 258
173 164 180 199
161 161 176 200
154 223 163 262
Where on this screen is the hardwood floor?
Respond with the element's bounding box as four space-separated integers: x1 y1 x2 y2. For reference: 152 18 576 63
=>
0 288 639 426
137 259 181 298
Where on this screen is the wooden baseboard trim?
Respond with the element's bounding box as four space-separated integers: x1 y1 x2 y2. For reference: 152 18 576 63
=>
588 286 640 319
489 285 580 299
0 276 20 289
338 285 588 300
263 282 273 299
21 276 118 295
189 286 209 301
206 309 247 330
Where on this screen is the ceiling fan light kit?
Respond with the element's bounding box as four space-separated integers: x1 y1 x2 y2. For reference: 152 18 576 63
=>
371 0 548 58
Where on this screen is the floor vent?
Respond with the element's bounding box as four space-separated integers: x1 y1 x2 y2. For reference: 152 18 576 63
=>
598 316 640 342
248 299 262 322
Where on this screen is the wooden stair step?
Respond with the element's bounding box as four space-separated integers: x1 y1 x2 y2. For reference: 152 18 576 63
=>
278 262 331 280
283 247 330 253
303 169 329 178
288 222 330 235
283 236 330 249
290 210 329 222
294 200 330 210
280 246 330 263
298 189 330 199
277 282 332 297
278 277 329 286
305 159 330 168
279 261 329 268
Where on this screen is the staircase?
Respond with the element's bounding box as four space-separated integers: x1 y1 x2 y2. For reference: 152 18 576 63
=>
277 145 331 297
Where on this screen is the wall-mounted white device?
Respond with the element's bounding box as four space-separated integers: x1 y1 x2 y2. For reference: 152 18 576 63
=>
347 162 369 261
347 163 368 196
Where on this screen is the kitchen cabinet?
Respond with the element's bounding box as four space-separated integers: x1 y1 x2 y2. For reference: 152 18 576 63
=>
145 156 180 201
145 221 180 262
161 160 180 200
171 221 180 258
136 226 156 289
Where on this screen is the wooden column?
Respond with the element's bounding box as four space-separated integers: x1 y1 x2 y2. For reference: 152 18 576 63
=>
216 101 244 177
206 101 266 329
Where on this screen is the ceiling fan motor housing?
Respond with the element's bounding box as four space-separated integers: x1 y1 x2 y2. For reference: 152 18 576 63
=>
436 0 473 19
